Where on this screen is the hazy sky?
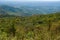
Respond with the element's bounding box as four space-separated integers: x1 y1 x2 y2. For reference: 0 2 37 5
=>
0 0 60 1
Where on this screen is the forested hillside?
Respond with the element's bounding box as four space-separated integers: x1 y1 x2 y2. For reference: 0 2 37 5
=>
0 12 60 40
0 5 60 16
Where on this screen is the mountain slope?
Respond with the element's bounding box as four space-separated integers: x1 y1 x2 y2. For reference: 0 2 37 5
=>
0 5 32 16
0 5 60 16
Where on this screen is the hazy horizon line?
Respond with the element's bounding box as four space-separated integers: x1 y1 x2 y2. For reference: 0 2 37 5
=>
0 1 60 2
0 0 60 2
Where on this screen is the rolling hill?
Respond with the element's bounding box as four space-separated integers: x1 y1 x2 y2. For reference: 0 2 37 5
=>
0 5 60 16
0 5 33 16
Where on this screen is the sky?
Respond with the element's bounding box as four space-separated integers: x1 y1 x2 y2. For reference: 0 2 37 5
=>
0 0 60 2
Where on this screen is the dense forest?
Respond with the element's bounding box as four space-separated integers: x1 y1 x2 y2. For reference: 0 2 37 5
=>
0 12 60 40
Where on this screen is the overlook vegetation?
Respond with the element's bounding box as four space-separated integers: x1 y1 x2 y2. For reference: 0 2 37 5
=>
0 12 60 40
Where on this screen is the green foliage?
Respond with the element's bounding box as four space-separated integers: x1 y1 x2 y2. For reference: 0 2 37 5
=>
0 12 60 40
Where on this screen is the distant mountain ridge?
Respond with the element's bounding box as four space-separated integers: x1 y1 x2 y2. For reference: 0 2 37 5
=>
0 5 32 16
0 5 60 16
